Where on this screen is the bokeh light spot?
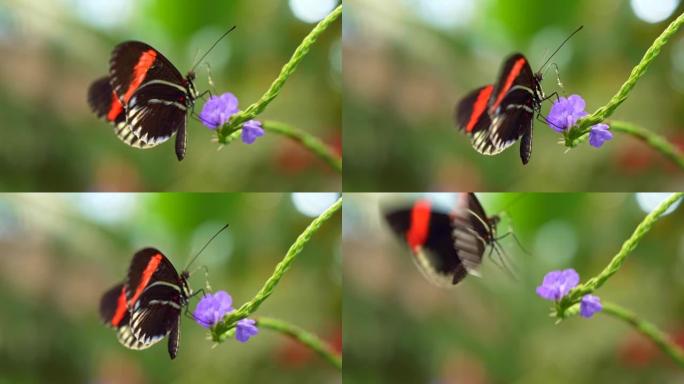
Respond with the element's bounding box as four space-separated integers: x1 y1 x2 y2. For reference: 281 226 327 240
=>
71 0 134 29
70 193 137 224
630 0 680 23
291 193 340 217
403 0 475 29
289 0 338 24
636 193 682 215
534 220 578 265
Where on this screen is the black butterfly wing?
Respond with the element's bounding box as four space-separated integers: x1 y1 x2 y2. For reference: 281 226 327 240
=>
100 282 130 328
385 201 468 286
128 284 182 357
519 122 533 164
100 282 158 351
109 41 186 103
125 248 183 307
450 193 494 277
456 53 537 163
483 53 537 159
124 247 185 358
88 77 135 141
167 315 181 359
488 53 536 115
108 41 192 160
122 82 188 154
456 85 494 135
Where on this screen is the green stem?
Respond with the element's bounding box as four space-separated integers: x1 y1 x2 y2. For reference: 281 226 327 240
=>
560 193 683 308
610 121 684 170
256 316 342 370
211 197 342 342
223 120 342 173
601 301 684 368
217 4 342 142
565 11 684 146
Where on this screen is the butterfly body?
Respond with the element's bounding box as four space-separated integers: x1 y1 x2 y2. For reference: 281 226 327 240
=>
88 41 198 161
384 193 500 287
455 53 544 165
100 248 191 359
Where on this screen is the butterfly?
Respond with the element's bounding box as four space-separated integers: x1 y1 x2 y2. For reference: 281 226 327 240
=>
454 27 583 165
87 42 198 161
384 193 501 287
87 27 235 161
99 248 191 359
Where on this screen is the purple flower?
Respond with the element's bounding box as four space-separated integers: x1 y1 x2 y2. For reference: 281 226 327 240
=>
235 318 259 343
536 269 580 301
580 294 602 318
589 123 613 148
193 291 234 328
547 95 588 132
241 119 264 144
199 93 239 129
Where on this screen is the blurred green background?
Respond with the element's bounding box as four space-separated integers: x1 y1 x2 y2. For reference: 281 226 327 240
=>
343 0 684 191
0 193 341 383
0 0 340 191
343 193 684 383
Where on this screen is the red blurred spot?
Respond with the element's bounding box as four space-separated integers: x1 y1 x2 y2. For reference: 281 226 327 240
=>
275 325 341 368
615 142 653 174
275 131 340 174
617 327 684 367
672 328 684 350
618 332 658 367
277 336 313 367
663 134 684 173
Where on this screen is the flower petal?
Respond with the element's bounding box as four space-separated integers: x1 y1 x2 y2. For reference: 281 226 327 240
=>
199 93 240 130
241 120 265 144
536 268 580 301
235 318 259 343
547 94 588 132
580 294 602 318
589 124 613 148
193 290 234 328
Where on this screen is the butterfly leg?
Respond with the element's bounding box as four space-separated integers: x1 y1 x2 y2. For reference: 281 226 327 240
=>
541 91 560 103
495 230 530 256
184 286 209 322
196 89 211 101
535 113 564 131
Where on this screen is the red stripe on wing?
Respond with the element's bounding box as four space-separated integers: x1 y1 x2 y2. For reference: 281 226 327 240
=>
122 49 157 104
466 85 493 133
128 253 163 306
111 285 129 327
107 92 124 121
491 57 526 111
406 200 432 251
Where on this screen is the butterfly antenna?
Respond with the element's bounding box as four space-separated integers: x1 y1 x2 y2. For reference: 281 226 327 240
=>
184 223 230 271
189 25 237 73
537 25 583 74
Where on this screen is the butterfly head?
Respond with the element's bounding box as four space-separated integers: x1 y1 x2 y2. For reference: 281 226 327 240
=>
184 72 198 101
180 270 192 303
489 214 501 231
532 73 545 106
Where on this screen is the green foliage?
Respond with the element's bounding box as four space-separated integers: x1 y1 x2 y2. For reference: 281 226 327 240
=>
550 193 684 367
210 197 342 367
563 12 684 171
215 5 342 173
